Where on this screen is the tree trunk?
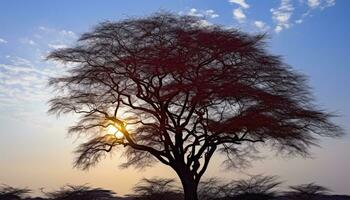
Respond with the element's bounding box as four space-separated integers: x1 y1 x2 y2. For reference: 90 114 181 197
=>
176 167 199 200
181 180 199 200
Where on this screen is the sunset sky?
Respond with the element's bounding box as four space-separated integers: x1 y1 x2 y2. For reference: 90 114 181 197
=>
0 0 349 197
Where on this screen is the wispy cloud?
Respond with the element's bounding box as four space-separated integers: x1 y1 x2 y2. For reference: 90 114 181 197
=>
59 30 77 38
233 8 246 23
0 38 7 44
254 20 269 31
38 26 78 41
229 0 250 9
48 43 68 49
186 8 219 19
0 62 50 103
308 0 321 8
271 0 294 33
307 0 335 9
0 57 62 126
325 0 336 7
229 0 250 24
181 8 219 28
204 9 220 18
39 26 77 37
20 38 37 46
8 56 34 67
0 26 77 116
293 0 336 28
254 21 265 29
226 0 336 33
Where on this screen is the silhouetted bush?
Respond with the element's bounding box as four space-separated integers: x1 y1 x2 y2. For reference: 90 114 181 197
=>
0 185 31 200
43 185 117 200
218 175 282 200
1 179 348 200
128 178 182 200
283 183 331 200
197 178 222 200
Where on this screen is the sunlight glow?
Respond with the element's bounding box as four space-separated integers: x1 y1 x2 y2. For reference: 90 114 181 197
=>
106 124 124 139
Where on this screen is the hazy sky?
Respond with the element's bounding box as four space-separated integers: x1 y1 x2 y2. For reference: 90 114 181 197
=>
0 0 349 197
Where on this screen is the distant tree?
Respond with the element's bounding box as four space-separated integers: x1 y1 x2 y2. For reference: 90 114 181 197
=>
129 178 182 200
47 12 343 200
224 175 282 200
197 178 222 200
284 183 331 200
44 185 117 200
0 185 31 200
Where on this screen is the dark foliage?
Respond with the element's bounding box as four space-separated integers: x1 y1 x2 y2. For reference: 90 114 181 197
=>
128 178 182 200
223 175 282 200
197 178 222 200
283 183 331 200
43 185 117 200
0 185 31 200
47 12 342 200
1 180 350 200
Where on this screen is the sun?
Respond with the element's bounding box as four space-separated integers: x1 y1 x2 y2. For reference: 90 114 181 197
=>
106 124 124 139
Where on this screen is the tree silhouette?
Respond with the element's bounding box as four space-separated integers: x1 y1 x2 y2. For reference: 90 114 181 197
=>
0 185 31 200
47 12 343 200
44 185 117 200
128 177 182 200
284 183 331 200
197 178 222 200
225 175 282 200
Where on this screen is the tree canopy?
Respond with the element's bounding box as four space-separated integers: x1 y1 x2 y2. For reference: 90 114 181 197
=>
47 12 342 200
0 185 31 200
44 185 117 200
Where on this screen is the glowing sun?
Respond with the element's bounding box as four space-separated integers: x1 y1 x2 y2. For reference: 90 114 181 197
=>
106 124 124 139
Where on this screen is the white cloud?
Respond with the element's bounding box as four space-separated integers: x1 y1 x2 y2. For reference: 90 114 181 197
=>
275 25 283 33
0 55 62 108
271 0 294 33
187 8 219 19
48 43 68 49
229 0 250 24
204 9 219 18
8 56 33 67
306 0 336 9
254 20 269 31
229 0 250 9
295 0 336 26
39 26 53 32
0 26 78 124
325 0 336 7
0 63 49 102
254 21 265 29
295 19 303 24
20 38 37 46
0 38 8 44
28 40 36 45
188 8 199 16
196 19 213 27
233 8 246 23
60 30 77 38
308 0 321 8
39 26 77 38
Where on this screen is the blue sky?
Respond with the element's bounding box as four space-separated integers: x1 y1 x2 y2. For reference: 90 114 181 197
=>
0 0 349 196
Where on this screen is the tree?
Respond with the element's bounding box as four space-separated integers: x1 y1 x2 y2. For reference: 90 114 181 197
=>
0 185 31 200
47 12 343 200
197 178 222 200
225 175 282 200
43 185 117 200
284 183 331 200
129 177 182 200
